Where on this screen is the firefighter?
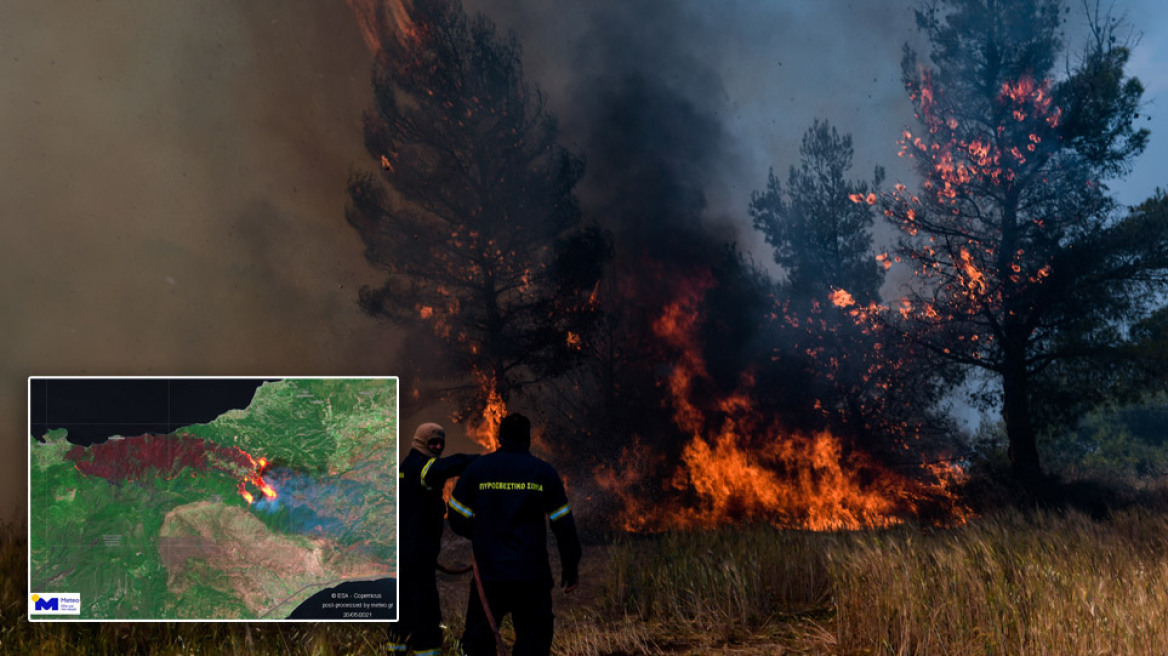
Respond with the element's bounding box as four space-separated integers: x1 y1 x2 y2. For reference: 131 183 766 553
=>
390 422 477 656
447 413 581 656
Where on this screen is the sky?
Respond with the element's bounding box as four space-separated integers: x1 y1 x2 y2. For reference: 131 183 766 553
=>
3 0 1166 519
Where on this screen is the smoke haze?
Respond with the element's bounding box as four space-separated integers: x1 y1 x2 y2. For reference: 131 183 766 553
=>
4 0 1166 517
1 0 391 518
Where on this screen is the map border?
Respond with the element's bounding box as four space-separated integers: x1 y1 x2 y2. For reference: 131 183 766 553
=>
27 375 401 623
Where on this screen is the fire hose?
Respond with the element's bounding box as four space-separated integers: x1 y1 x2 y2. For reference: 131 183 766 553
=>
436 560 508 655
472 556 509 656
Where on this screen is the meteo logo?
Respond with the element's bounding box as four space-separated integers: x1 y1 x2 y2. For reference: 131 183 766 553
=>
29 592 81 616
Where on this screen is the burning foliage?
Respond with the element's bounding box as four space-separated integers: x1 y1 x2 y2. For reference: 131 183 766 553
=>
340 0 980 533
342 0 1168 532
345 0 609 439
865 0 1167 480
596 274 970 531
347 0 420 53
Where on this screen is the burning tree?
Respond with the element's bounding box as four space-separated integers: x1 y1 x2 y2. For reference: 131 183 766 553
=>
345 0 609 443
881 0 1168 481
750 121 957 458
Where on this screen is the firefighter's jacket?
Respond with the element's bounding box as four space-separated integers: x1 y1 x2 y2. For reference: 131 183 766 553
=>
399 450 477 567
447 443 581 583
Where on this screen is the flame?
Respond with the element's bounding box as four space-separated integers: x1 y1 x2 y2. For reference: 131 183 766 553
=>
587 281 601 308
829 288 856 308
957 249 987 295
465 371 506 451
895 72 1068 324
566 331 582 350
235 448 278 505
597 277 970 532
347 0 419 55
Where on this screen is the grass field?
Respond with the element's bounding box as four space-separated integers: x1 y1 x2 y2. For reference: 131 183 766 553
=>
8 490 1168 655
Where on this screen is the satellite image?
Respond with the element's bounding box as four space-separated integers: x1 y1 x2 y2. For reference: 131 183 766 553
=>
28 377 398 620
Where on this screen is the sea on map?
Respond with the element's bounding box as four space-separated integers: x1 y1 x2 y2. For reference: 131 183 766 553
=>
28 377 398 620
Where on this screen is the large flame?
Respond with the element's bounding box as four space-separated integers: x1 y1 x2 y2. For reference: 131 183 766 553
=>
597 276 969 532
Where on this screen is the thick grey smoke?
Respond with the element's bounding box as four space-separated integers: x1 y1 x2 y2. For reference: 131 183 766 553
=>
457 0 925 398
468 0 1165 248
466 0 921 261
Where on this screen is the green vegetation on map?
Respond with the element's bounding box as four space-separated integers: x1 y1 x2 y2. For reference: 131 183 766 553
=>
179 378 398 474
28 379 398 620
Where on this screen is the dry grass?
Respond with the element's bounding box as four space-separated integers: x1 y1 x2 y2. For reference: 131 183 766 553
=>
831 508 1168 655
600 526 832 638
579 506 1168 655
10 504 1168 654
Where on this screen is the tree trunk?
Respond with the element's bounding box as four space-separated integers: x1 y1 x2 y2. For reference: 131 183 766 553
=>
1002 358 1041 483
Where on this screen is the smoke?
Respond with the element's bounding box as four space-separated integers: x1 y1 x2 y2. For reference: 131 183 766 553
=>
459 0 1164 449
1 0 400 518
252 467 377 543
7 0 1166 518
455 0 924 398
466 0 920 253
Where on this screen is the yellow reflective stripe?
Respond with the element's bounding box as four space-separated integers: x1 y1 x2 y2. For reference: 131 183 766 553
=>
387 643 407 652
398 472 404 479
416 650 442 656
549 502 571 521
448 495 474 519
421 457 436 490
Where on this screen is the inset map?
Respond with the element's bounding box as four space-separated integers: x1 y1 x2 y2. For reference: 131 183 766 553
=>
28 377 398 620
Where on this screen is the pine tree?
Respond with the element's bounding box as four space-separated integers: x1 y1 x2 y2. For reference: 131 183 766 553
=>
884 0 1166 480
345 0 609 429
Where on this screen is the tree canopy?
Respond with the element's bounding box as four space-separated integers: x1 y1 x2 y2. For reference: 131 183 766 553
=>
882 0 1167 480
346 0 609 429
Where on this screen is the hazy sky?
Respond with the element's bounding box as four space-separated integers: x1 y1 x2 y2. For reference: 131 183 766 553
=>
3 0 1166 518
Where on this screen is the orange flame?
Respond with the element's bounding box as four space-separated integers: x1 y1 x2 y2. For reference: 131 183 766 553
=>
465 371 506 451
829 288 856 308
235 448 278 505
957 249 987 295
597 276 970 531
347 0 419 55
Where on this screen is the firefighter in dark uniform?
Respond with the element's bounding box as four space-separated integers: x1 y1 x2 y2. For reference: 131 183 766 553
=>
390 422 478 656
447 413 581 656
